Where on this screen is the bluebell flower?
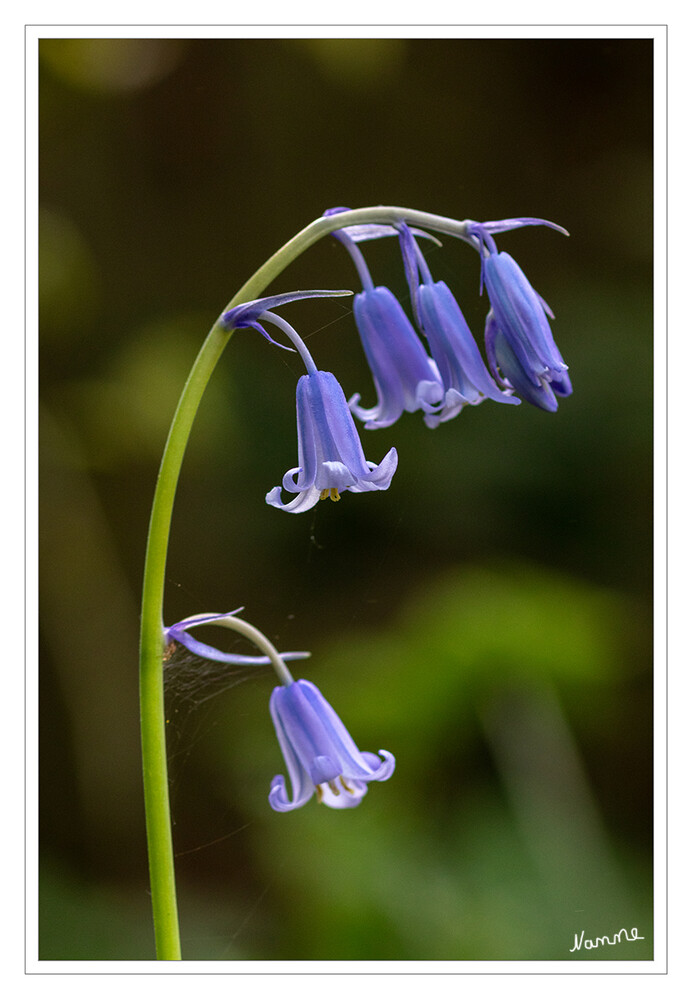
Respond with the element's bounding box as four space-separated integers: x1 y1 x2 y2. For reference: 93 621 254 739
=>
266 369 398 513
349 286 444 429
269 678 395 811
324 207 446 429
470 222 572 411
484 311 572 413
223 289 397 513
397 224 521 427
164 611 310 665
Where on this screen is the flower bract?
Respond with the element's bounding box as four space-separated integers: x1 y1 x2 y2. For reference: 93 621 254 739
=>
221 289 352 344
164 611 309 665
266 369 398 513
269 678 395 811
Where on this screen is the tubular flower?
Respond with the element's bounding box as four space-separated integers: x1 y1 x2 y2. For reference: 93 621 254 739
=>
266 369 398 513
397 224 520 427
223 288 396 513
323 208 445 429
349 286 444 429
269 678 395 811
484 311 571 413
471 223 572 411
415 280 522 427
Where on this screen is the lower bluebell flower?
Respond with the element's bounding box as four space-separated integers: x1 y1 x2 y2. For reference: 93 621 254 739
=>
266 369 398 513
349 286 444 429
269 678 395 811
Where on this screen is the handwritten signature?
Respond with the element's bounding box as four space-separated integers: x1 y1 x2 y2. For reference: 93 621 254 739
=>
570 927 645 952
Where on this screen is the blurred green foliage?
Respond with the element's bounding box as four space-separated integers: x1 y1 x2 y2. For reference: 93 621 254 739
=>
39 36 653 962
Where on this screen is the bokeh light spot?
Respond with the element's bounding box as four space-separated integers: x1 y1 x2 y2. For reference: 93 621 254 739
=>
40 38 186 94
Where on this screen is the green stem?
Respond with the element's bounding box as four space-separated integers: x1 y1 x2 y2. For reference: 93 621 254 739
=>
139 321 229 960
138 205 470 959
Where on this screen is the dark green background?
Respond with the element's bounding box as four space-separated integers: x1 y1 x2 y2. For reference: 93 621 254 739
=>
39 37 653 961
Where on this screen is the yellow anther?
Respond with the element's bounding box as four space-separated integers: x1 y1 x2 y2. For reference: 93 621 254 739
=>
316 780 344 803
319 487 341 502
320 487 341 502
339 776 356 795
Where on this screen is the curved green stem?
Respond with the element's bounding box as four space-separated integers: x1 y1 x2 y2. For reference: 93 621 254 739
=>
138 205 471 959
138 322 230 960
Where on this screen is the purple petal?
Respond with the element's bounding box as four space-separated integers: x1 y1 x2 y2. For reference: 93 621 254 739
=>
416 282 521 414
489 323 562 412
265 483 323 514
482 252 567 381
349 287 443 429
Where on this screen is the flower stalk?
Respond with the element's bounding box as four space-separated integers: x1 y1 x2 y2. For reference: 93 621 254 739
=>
139 205 568 959
138 206 448 959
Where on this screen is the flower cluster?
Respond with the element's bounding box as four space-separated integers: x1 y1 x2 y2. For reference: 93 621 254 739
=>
221 208 571 514
176 207 572 814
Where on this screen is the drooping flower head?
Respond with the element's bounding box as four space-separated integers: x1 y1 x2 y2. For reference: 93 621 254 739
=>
222 289 398 513
349 286 445 430
266 368 398 513
269 678 395 811
166 610 394 813
469 220 572 412
323 207 445 429
397 224 521 427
